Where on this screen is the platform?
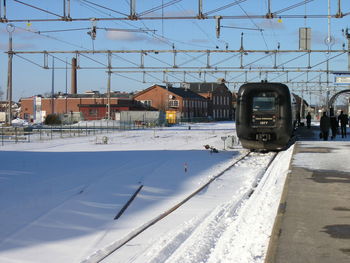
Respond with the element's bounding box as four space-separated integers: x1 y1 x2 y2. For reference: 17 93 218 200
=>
265 125 350 263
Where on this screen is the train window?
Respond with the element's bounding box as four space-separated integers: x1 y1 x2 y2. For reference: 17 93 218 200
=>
252 96 276 111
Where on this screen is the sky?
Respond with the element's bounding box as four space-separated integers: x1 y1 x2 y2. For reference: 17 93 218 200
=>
0 0 349 105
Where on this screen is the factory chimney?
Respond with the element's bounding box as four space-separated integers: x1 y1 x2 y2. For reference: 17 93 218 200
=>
71 57 77 94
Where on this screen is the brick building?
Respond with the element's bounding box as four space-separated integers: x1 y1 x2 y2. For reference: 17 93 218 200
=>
133 84 208 120
186 79 233 120
19 91 139 121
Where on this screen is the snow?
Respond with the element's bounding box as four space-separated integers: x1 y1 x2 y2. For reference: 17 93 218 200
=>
11 118 29 127
292 141 350 173
0 122 294 263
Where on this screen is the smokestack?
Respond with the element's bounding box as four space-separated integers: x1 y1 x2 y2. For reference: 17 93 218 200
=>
71 57 77 94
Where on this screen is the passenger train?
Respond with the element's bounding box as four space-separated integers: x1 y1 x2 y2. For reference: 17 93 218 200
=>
235 82 298 151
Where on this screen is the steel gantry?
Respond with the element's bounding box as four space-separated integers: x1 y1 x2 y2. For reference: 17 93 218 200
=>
10 49 349 84
0 0 348 23
2 0 350 123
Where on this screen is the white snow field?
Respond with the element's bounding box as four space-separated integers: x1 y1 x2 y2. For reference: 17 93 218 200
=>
0 122 294 263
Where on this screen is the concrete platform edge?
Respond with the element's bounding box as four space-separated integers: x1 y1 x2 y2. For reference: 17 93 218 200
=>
264 143 296 263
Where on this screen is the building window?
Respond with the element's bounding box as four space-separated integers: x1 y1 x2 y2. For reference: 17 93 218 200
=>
168 100 179 107
141 100 152 106
89 109 98 116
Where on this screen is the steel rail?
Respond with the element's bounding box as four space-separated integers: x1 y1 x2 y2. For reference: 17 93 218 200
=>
82 150 255 262
82 151 281 263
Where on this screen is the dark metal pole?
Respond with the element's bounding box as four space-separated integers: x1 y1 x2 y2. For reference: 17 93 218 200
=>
67 0 70 18
130 0 136 19
65 58 68 114
6 24 14 126
51 57 55 114
346 28 350 72
266 0 273 18
198 0 204 19
3 0 7 20
336 0 343 18
107 70 111 120
107 52 112 120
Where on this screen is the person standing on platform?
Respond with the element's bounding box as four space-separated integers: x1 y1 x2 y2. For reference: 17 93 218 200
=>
320 111 331 141
306 112 312 129
338 111 348 138
330 114 338 139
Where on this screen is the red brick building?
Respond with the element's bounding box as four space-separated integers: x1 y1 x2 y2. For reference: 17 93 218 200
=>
133 84 208 119
19 92 138 121
186 80 233 120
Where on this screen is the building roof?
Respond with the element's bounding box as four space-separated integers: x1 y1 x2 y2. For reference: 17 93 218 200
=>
185 82 228 93
135 84 207 100
160 85 206 99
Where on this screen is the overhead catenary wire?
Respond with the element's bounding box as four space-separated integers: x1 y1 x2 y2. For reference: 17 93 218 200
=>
79 0 128 17
221 25 263 31
77 0 181 80
204 0 248 16
273 0 315 16
138 0 182 17
77 0 186 79
13 0 63 18
4 2 349 99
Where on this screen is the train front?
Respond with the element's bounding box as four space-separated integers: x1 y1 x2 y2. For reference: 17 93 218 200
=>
235 82 293 151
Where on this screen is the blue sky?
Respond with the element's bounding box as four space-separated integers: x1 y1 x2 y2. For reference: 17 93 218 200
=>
0 0 349 105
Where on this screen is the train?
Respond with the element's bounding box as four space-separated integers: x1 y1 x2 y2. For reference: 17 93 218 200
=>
235 82 299 151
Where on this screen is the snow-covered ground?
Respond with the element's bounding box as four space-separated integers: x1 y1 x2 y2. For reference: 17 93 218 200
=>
0 122 294 263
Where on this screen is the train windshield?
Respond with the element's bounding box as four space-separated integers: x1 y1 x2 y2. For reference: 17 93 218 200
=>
252 96 276 111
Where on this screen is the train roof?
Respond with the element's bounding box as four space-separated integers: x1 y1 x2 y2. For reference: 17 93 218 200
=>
237 82 290 96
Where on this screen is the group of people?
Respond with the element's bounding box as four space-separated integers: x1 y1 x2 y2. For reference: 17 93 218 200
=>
319 111 349 141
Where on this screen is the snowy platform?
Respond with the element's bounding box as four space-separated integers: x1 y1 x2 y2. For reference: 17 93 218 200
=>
266 126 350 263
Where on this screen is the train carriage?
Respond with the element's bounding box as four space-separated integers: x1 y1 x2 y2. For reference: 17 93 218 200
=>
235 82 296 151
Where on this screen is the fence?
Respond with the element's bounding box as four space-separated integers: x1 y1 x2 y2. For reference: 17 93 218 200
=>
0 117 225 146
0 120 165 146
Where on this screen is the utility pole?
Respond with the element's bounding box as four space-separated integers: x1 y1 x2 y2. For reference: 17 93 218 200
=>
107 71 111 120
130 0 137 20
346 28 350 72
107 52 112 120
6 24 14 126
198 0 204 19
51 57 55 115
325 0 332 111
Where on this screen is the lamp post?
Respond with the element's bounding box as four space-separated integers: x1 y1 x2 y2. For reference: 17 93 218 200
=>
6 24 15 126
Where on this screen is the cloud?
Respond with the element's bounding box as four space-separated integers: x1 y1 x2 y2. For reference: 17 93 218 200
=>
257 19 286 30
106 31 148 41
190 39 210 44
0 42 36 50
105 30 171 47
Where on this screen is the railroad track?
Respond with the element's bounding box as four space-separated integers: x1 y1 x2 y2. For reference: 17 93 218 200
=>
82 150 278 263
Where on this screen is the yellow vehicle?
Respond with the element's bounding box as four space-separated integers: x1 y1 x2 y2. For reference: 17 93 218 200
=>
166 111 177 124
